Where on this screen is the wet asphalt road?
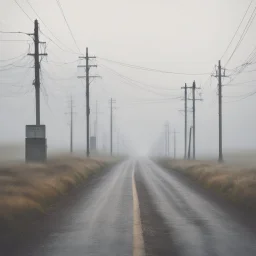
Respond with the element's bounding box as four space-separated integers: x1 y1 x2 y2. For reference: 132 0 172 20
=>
5 159 256 256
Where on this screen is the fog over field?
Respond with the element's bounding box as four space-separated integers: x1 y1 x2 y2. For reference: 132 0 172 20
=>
0 0 255 159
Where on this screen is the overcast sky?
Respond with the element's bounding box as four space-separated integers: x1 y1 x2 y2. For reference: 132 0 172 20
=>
0 0 255 158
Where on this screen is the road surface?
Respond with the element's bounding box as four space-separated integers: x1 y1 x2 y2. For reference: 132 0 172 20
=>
3 159 256 256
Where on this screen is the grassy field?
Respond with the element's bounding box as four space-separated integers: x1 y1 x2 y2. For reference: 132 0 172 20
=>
159 159 256 211
198 150 256 169
0 156 116 226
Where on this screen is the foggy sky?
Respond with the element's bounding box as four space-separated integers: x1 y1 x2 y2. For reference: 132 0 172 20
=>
0 0 255 158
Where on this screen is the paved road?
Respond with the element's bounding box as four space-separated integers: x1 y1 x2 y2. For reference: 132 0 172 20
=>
4 159 256 256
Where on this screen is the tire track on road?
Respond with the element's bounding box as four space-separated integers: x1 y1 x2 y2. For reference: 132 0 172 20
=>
134 163 180 256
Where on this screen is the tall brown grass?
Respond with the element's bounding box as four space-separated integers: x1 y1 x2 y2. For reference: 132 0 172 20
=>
159 159 256 211
0 156 115 223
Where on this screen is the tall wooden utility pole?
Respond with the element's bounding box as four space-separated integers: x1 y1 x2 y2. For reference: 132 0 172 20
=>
187 81 202 160
218 61 223 162
216 60 227 163
181 83 188 159
78 47 99 157
110 98 116 156
192 81 196 160
95 100 98 149
110 98 113 155
213 60 227 162
28 20 47 125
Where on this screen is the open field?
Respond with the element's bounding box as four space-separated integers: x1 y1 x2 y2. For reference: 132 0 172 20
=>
198 150 256 168
0 156 117 229
158 159 256 212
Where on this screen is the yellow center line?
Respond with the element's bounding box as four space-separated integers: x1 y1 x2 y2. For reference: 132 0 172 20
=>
132 171 145 256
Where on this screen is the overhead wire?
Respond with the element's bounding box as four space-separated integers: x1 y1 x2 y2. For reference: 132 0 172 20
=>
41 65 76 81
0 49 29 62
225 5 256 67
14 0 33 22
55 0 82 54
0 39 30 42
224 90 256 103
42 58 78 66
225 79 256 86
26 0 78 55
100 62 179 91
224 47 256 85
98 57 211 76
0 53 30 67
220 0 254 60
99 64 181 97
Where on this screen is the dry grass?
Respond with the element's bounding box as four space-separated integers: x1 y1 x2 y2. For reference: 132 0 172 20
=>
159 159 256 211
0 156 113 222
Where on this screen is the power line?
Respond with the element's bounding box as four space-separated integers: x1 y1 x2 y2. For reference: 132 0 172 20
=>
100 64 182 97
221 0 254 60
0 30 29 35
246 68 256 73
26 0 79 55
225 79 256 86
0 54 29 67
55 0 81 54
0 50 29 62
225 47 256 85
225 5 256 67
41 65 76 81
98 57 211 76
101 63 179 91
0 39 30 42
224 90 256 103
43 59 78 65
14 0 33 22
127 97 181 103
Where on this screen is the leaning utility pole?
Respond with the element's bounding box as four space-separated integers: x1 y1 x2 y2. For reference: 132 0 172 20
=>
28 19 47 125
214 60 226 163
78 48 99 157
188 126 193 160
181 83 188 159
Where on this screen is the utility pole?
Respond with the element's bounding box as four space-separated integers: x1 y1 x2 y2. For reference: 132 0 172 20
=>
192 81 196 160
110 98 116 156
95 100 98 138
28 19 47 125
173 129 177 159
188 126 193 159
181 83 188 159
117 129 120 156
170 129 179 159
110 98 113 156
164 122 170 157
187 81 202 160
66 96 75 153
70 96 73 153
78 47 99 157
214 60 227 163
